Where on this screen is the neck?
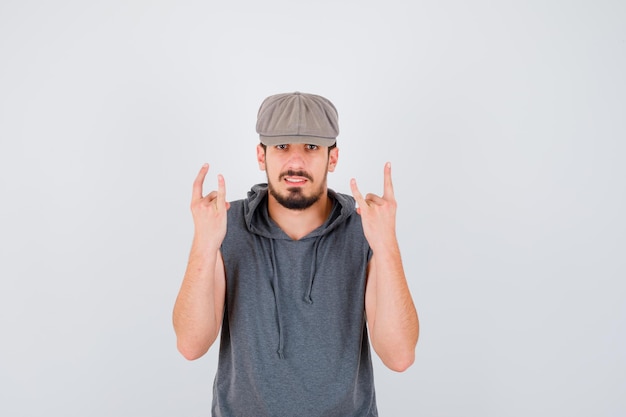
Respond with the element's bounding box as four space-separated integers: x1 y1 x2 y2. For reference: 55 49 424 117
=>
267 191 333 240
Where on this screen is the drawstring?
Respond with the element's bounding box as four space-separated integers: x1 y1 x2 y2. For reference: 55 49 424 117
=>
269 235 325 358
304 235 324 304
268 239 285 359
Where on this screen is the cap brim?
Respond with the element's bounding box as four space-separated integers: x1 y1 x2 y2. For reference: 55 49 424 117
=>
260 135 336 147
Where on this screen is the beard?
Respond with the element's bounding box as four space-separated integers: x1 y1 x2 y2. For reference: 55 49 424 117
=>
268 170 326 210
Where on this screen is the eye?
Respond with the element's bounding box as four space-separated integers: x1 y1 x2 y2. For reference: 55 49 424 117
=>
305 144 319 151
275 144 288 150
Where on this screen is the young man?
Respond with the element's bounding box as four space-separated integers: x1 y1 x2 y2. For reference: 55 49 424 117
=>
173 92 419 416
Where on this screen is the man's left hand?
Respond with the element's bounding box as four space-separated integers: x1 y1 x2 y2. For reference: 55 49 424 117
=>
350 162 398 249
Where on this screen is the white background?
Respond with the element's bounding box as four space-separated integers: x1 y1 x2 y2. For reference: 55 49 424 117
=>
1 1 625 416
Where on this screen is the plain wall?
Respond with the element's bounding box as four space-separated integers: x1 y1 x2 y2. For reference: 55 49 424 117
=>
1 1 624 416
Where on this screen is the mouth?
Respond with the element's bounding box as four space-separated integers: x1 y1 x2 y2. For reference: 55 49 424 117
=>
280 171 312 187
284 176 308 186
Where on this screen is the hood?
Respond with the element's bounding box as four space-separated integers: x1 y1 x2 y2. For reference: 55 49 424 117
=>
243 183 356 239
241 183 356 359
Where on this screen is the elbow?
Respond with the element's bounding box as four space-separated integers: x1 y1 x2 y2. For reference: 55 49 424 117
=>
173 321 219 361
376 332 418 372
176 339 210 361
389 321 420 372
384 351 415 373
374 341 416 372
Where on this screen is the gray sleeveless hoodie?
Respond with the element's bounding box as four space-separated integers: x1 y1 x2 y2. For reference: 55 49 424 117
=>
213 184 378 417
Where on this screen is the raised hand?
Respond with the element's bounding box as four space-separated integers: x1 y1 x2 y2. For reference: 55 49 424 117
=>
190 163 229 248
350 162 398 249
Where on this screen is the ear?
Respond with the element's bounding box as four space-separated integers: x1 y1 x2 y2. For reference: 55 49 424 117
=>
327 146 339 172
256 144 266 171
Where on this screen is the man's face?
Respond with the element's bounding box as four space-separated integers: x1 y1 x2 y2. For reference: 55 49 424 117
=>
257 143 338 210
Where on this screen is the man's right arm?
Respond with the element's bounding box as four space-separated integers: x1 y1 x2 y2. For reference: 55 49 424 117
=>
173 164 228 360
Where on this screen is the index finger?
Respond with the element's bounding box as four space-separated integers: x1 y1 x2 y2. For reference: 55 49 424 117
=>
216 173 227 211
192 163 209 200
382 162 395 199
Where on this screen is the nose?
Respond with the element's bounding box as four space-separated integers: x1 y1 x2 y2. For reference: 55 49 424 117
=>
285 146 306 169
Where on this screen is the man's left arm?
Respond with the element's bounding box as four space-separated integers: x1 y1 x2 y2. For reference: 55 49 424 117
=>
351 162 419 372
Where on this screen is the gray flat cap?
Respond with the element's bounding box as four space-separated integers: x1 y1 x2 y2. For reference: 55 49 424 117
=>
256 92 339 147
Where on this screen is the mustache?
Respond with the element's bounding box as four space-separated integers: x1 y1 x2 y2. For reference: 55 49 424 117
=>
279 170 313 181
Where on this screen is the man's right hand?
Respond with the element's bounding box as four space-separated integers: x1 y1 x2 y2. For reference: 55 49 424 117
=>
191 163 229 247
174 163 229 360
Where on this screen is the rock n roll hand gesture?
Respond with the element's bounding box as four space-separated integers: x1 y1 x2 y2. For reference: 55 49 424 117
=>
350 162 418 372
350 162 398 249
191 163 230 248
